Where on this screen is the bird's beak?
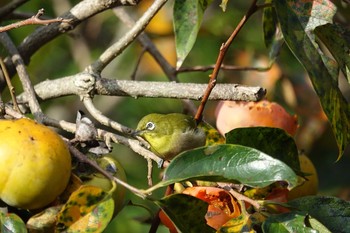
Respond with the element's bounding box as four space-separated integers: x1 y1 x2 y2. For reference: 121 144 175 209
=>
132 130 142 137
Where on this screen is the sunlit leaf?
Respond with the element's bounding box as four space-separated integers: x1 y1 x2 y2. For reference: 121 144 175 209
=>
173 0 212 68
219 0 229 12
27 205 62 232
56 185 114 233
155 144 298 189
262 211 323 232
156 194 214 233
288 196 350 233
217 210 251 233
0 211 27 233
273 0 350 159
225 127 301 173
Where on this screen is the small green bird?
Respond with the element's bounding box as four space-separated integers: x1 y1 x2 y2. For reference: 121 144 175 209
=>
135 113 206 160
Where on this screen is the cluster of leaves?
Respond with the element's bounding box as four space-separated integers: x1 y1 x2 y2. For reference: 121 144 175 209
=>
151 127 349 232
0 0 349 232
174 0 349 159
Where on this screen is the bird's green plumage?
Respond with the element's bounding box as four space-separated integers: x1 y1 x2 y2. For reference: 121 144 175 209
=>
136 113 206 160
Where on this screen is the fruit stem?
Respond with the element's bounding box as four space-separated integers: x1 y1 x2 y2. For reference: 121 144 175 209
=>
228 188 261 211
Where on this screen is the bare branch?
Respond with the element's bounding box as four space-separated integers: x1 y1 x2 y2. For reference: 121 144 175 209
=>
16 74 266 102
113 7 177 81
0 0 28 19
88 0 168 74
30 111 164 166
83 97 134 134
0 0 140 88
0 33 42 120
0 58 21 112
0 8 71 32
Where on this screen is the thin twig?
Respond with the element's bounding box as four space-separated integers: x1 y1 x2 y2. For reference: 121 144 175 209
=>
100 131 164 166
82 97 134 134
88 0 168 74
0 32 43 120
0 0 137 86
131 48 147 80
31 112 164 166
32 112 164 169
113 7 197 114
194 0 259 123
4 105 24 119
68 143 148 199
147 158 153 186
0 8 71 32
113 7 177 81
0 58 21 112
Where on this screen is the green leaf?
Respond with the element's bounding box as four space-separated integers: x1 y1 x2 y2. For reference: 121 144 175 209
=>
156 194 214 233
307 215 332 233
263 1 277 48
288 196 350 233
262 211 324 233
225 127 300 173
173 0 212 68
273 0 350 159
157 144 298 189
315 23 350 83
0 211 27 233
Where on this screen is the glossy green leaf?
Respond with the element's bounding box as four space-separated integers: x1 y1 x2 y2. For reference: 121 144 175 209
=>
0 211 27 233
315 23 350 83
288 196 350 233
173 0 212 68
155 144 298 189
273 0 350 159
262 211 323 233
156 194 214 233
225 127 300 173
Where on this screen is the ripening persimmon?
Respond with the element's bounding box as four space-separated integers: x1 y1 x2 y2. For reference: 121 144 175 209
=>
215 100 298 136
0 118 71 210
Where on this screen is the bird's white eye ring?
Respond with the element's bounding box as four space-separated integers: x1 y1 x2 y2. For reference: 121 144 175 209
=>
145 122 155 131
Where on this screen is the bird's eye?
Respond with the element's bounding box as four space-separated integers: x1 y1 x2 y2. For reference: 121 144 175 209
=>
145 122 155 131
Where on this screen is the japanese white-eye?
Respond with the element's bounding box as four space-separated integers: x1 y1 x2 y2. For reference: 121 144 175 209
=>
135 113 206 160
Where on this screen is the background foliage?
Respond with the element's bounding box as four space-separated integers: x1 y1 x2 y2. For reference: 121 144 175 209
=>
0 0 349 232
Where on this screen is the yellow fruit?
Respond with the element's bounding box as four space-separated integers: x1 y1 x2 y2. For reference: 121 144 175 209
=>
288 154 318 200
84 156 127 215
0 118 71 209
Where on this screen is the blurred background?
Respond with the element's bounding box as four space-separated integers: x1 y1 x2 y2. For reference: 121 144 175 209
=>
1 0 349 232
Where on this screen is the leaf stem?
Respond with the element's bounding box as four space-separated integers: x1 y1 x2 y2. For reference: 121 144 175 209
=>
194 0 259 123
